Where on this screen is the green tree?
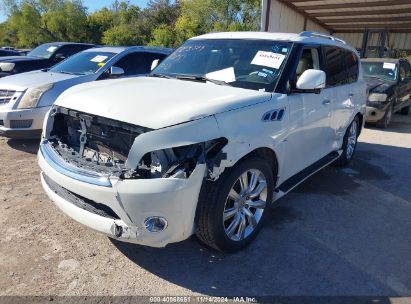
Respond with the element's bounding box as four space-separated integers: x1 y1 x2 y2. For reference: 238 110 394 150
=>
87 8 115 44
149 24 176 47
102 24 143 45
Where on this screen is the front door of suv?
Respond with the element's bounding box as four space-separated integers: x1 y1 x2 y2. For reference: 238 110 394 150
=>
282 47 334 181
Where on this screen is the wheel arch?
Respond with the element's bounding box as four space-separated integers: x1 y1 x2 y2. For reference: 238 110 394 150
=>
355 112 364 135
224 146 279 188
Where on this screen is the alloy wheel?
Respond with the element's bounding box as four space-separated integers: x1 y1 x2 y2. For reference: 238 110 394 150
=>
223 169 268 241
346 121 358 160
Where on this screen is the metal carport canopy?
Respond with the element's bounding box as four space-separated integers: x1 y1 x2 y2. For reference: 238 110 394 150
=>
266 0 411 34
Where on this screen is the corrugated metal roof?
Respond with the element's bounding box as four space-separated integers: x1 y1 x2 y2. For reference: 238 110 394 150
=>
278 0 411 33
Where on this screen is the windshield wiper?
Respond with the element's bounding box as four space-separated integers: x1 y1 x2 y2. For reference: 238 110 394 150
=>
56 71 85 76
175 75 232 86
149 73 174 79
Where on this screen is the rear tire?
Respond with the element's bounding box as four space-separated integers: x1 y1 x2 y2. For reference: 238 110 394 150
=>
376 103 393 128
196 156 275 253
334 116 360 167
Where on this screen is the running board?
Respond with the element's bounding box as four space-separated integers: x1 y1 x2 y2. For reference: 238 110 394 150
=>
273 150 342 201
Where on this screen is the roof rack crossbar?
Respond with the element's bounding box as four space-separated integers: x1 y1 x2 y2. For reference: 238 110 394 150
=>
299 31 347 44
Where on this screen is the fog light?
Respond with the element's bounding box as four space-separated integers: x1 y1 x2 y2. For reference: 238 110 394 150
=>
144 217 168 233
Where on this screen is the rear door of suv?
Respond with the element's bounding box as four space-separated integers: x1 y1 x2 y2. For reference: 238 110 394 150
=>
322 46 360 150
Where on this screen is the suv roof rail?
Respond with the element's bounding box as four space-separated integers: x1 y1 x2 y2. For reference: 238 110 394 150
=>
299 31 347 45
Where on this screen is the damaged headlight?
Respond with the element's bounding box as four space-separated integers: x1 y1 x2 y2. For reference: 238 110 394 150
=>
129 138 228 180
17 83 54 109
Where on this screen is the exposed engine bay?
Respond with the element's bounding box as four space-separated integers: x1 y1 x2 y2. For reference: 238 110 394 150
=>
47 106 227 180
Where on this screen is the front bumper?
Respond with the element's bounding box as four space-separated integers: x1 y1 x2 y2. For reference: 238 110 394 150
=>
0 106 50 139
365 105 388 123
38 143 206 247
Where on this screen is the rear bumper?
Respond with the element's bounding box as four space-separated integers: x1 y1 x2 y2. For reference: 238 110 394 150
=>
38 143 206 247
0 106 49 139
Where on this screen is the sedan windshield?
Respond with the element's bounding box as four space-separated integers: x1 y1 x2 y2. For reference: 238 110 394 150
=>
27 44 60 59
49 51 115 75
153 39 292 92
362 61 397 81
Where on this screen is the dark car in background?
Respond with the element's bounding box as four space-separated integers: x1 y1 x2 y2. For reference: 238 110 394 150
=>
0 42 95 78
0 49 22 57
362 58 411 128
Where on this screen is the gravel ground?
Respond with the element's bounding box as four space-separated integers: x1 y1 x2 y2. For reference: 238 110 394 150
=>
0 114 411 299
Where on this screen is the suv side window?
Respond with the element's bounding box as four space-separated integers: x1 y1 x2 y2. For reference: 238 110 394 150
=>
323 47 345 87
293 47 320 86
114 52 168 76
343 50 358 84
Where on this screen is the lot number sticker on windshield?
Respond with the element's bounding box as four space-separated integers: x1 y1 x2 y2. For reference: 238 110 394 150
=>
47 46 58 52
91 55 108 63
251 51 286 69
383 62 396 70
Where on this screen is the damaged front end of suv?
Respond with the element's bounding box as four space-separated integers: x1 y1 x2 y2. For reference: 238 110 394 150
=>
39 105 228 247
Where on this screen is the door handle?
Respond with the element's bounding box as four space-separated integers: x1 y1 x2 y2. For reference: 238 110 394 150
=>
322 99 331 105
348 93 355 97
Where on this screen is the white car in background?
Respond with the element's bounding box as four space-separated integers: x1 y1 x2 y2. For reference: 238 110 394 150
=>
0 46 172 138
38 32 366 252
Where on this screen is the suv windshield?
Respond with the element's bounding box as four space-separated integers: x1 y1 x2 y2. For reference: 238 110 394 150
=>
362 61 398 81
28 44 60 59
49 51 115 75
153 39 292 92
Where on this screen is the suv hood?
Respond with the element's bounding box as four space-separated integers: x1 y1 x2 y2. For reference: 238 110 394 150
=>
0 56 47 63
364 76 395 94
0 70 78 91
55 77 272 129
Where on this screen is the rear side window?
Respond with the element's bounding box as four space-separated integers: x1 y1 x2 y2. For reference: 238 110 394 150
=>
343 50 358 84
115 52 167 76
323 47 345 87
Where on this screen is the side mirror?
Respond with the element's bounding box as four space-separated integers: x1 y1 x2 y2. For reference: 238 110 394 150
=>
54 53 66 61
151 59 160 71
296 69 326 92
109 66 125 78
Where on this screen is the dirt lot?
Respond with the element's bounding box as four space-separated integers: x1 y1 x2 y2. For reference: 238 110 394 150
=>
1 114 411 298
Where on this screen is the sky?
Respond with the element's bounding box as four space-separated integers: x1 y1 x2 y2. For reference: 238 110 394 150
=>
0 0 151 22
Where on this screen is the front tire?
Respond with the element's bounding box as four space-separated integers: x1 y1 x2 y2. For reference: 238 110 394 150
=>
334 116 360 167
376 103 393 128
196 156 274 253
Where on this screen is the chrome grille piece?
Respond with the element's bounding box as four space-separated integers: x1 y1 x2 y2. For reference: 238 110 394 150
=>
0 90 16 105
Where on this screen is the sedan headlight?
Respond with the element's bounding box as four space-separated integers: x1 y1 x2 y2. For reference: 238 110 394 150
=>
0 62 15 72
17 83 54 109
368 93 388 102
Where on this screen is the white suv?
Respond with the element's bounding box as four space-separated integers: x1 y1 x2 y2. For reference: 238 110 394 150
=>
38 32 366 252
